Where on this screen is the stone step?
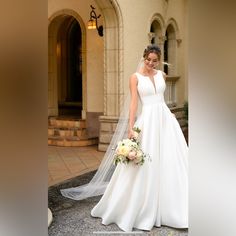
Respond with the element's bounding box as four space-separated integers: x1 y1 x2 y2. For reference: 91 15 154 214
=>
48 117 98 147
48 125 86 130
48 117 86 129
48 136 98 147
48 132 88 140
48 127 87 138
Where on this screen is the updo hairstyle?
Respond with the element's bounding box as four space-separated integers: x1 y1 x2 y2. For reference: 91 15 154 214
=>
143 44 161 61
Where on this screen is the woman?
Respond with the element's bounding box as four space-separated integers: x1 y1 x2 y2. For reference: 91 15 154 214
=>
90 45 188 231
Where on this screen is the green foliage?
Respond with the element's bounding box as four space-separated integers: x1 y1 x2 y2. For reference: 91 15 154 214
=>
183 101 188 124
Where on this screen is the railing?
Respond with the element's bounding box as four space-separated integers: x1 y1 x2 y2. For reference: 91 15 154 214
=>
164 76 180 107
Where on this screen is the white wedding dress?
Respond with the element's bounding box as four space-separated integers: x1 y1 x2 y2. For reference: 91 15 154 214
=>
91 70 188 232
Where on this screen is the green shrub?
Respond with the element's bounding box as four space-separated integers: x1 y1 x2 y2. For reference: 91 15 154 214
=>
183 101 188 124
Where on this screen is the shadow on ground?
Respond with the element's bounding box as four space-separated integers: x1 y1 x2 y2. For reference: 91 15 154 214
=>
48 171 188 236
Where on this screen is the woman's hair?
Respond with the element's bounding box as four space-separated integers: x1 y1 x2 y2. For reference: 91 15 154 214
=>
143 44 161 60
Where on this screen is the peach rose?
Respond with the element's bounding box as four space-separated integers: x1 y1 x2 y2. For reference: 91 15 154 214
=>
128 151 136 160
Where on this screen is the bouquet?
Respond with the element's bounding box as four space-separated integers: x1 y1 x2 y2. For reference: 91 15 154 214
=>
113 127 149 166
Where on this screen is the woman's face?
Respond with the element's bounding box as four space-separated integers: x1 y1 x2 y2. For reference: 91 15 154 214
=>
144 52 159 70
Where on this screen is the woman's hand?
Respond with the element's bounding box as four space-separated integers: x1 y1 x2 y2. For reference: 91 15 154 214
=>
128 74 138 139
128 128 135 139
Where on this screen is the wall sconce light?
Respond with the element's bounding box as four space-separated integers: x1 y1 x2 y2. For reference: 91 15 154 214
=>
88 5 103 37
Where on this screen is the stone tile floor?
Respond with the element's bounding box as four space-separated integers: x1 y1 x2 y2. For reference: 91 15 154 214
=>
48 145 104 186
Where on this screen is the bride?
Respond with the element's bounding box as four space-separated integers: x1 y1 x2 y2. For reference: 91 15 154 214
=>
61 44 188 232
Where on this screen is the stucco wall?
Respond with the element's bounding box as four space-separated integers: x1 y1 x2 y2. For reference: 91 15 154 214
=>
48 0 104 113
48 0 188 116
117 0 188 104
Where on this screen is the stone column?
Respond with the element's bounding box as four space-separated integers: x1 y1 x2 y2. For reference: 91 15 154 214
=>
167 36 177 76
158 36 166 71
98 24 120 150
98 116 119 151
148 32 156 44
97 3 124 151
48 23 59 116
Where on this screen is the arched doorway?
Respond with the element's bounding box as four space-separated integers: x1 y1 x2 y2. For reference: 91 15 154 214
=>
48 11 86 118
164 24 177 76
150 20 162 45
149 13 165 71
57 16 82 117
149 17 164 71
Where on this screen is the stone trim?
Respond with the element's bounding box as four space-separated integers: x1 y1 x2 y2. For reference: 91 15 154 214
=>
166 75 180 82
98 115 119 151
165 75 180 107
95 0 124 117
165 17 180 40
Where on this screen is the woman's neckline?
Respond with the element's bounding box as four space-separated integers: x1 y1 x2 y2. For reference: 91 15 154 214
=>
136 70 159 77
136 70 158 94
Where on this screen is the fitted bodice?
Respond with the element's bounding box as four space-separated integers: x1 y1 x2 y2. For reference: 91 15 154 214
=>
135 70 166 105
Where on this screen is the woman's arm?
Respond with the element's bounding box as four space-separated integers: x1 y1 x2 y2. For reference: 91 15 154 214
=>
128 74 138 138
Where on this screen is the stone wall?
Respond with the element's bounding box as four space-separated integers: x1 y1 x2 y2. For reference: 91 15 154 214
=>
48 0 188 146
98 116 119 151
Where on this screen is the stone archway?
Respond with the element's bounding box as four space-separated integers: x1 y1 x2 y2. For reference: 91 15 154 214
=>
93 0 124 151
94 0 124 116
165 18 180 40
149 13 165 71
165 18 180 76
165 24 176 75
48 10 87 118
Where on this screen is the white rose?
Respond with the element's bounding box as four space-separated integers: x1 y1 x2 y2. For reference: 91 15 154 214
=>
117 145 130 156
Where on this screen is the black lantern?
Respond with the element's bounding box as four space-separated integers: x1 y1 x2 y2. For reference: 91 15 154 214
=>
87 5 103 37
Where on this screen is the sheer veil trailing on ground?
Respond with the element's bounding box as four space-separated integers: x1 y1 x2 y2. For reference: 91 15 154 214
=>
60 61 145 201
60 96 131 200
60 57 169 201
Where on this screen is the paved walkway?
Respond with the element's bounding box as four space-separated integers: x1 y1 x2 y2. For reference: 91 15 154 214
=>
48 145 104 186
48 171 188 236
48 145 188 235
